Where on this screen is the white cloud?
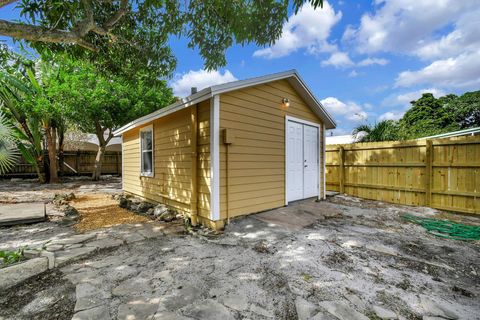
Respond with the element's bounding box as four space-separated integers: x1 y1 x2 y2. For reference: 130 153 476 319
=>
321 52 354 68
348 70 359 78
253 2 342 59
379 111 405 121
395 51 480 88
321 97 367 121
383 88 447 107
357 57 389 67
345 0 477 55
171 69 237 97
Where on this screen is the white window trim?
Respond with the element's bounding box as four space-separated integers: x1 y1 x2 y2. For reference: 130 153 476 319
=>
139 124 154 177
210 95 220 221
285 115 321 205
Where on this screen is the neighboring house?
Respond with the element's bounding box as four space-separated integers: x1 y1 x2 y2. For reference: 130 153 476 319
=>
417 127 480 140
64 133 122 152
114 70 336 229
326 132 366 145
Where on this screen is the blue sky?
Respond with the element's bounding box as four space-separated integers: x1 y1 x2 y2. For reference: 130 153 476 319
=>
2 0 479 135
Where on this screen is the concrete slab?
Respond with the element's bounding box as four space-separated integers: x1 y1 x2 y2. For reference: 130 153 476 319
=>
0 202 46 226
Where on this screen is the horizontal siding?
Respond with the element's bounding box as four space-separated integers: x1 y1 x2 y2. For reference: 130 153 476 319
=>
122 100 211 218
219 79 324 219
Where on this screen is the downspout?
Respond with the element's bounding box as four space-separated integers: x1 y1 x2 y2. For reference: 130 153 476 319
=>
190 104 199 226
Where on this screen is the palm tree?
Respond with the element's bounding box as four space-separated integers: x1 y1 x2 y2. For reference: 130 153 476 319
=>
352 120 400 142
0 111 17 174
0 71 46 182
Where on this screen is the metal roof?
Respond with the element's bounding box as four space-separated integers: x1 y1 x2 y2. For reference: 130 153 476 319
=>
418 127 480 140
113 70 336 136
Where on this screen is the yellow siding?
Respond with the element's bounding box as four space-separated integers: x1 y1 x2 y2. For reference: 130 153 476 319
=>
219 79 325 219
122 101 211 218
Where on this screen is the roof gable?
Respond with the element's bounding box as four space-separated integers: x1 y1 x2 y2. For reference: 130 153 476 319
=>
114 70 336 136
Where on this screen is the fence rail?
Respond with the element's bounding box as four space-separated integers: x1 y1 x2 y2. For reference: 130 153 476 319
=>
1 151 122 177
326 135 480 214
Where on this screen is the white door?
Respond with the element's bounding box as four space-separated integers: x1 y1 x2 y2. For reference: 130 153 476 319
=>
286 119 319 202
287 121 304 202
303 125 319 198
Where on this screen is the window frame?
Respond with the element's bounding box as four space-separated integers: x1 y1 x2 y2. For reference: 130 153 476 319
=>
139 125 154 177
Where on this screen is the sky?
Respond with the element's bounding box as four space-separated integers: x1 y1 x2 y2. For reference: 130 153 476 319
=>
1 0 480 136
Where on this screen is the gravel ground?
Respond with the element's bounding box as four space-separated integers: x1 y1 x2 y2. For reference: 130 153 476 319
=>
0 179 479 319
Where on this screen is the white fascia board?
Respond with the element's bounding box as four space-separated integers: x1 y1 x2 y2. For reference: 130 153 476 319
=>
113 89 211 136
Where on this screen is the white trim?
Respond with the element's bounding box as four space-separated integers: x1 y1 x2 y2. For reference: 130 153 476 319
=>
121 135 124 190
322 123 326 200
139 124 154 177
113 70 336 136
285 115 321 205
210 95 220 221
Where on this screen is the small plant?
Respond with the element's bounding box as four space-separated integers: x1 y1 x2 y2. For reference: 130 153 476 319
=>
0 248 25 267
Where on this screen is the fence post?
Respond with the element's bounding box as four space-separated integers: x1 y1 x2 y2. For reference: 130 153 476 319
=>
75 150 80 176
116 152 120 175
339 146 345 194
425 140 433 206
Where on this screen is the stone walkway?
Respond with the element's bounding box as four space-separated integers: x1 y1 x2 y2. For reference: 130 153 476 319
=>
1 195 479 320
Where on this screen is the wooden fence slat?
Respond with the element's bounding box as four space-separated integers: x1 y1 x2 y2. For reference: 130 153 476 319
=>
326 136 479 215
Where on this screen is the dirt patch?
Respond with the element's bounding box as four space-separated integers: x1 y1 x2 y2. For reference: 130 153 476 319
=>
70 194 149 232
0 269 75 320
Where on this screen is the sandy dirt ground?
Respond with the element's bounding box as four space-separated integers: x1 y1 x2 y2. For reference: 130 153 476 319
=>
0 179 479 320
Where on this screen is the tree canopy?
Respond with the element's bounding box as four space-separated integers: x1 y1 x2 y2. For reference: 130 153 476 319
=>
0 0 324 78
354 90 480 142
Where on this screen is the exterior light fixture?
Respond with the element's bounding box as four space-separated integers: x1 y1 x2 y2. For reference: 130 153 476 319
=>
282 98 290 108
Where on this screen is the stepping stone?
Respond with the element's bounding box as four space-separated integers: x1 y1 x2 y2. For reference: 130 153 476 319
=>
319 301 369 320
117 298 158 320
74 283 111 312
372 305 397 319
295 297 319 320
220 292 248 311
0 202 46 226
72 305 110 320
54 246 97 267
53 233 97 245
183 299 235 320
420 296 458 319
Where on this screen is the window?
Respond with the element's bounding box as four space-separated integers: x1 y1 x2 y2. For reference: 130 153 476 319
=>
140 126 154 177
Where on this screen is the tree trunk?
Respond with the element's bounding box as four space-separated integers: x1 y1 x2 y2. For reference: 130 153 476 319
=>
92 144 106 181
45 126 59 183
92 125 113 181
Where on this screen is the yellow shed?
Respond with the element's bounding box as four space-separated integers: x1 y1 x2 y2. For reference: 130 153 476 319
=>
114 70 336 229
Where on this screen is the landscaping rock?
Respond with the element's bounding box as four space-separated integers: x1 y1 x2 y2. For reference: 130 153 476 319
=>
372 305 397 319
319 301 369 320
183 299 235 320
137 201 155 213
159 210 176 222
153 204 169 217
118 196 131 209
0 257 48 290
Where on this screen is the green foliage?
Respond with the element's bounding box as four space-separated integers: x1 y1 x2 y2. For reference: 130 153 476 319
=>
48 55 175 135
354 90 480 142
0 248 25 267
353 120 400 142
15 0 324 78
0 111 18 174
398 93 458 140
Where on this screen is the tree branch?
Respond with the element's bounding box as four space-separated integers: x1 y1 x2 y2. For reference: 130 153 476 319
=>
0 19 97 51
0 0 129 50
0 0 16 9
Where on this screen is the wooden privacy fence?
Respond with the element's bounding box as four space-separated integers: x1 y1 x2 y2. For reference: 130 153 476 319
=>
2 151 122 177
326 135 480 214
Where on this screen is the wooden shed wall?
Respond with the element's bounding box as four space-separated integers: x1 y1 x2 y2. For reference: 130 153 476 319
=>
122 100 211 218
218 79 325 219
